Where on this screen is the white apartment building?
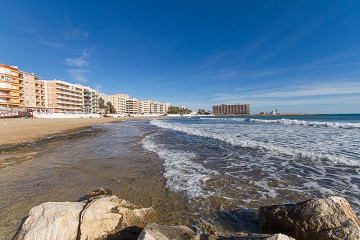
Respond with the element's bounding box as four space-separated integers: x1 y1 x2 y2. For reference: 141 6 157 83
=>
43 80 84 113
83 86 99 114
139 100 170 114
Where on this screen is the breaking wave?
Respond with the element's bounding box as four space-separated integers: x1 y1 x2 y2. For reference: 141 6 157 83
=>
249 118 360 129
150 119 359 167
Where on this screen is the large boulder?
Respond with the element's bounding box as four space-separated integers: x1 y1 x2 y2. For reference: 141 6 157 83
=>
137 223 200 240
208 233 295 240
80 195 156 240
15 202 85 240
259 196 360 240
16 190 156 240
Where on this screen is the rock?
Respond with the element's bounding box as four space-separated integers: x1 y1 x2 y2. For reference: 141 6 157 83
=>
259 196 360 240
15 202 85 240
16 189 156 240
80 195 156 240
137 223 200 240
264 234 296 240
208 232 294 240
78 187 112 201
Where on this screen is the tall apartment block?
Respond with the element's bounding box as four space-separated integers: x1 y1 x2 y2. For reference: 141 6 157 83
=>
83 86 99 114
0 64 20 109
212 104 250 115
18 70 46 110
126 97 139 114
43 80 84 113
102 93 129 114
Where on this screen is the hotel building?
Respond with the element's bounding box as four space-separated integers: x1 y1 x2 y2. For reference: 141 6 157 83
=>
212 104 250 115
43 80 84 113
0 64 20 109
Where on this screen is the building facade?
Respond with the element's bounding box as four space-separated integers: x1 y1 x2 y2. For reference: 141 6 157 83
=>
43 80 84 113
0 64 20 109
102 93 128 114
83 86 99 114
126 97 139 114
139 100 169 114
212 104 250 115
18 70 46 111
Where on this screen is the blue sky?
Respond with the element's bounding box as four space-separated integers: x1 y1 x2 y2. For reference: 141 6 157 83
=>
1 0 360 113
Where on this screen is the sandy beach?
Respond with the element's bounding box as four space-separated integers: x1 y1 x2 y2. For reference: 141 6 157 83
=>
0 117 139 146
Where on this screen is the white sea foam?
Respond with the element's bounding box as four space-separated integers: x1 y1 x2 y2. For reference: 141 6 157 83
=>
150 119 359 167
200 117 246 122
249 118 360 129
142 134 214 199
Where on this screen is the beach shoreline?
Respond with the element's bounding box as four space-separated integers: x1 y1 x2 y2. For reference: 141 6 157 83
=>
0 116 154 147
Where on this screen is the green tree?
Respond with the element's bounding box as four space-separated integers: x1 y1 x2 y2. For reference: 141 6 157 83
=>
99 97 105 109
168 106 192 115
106 101 116 114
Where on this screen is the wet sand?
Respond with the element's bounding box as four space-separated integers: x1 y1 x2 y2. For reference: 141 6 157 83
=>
0 117 149 147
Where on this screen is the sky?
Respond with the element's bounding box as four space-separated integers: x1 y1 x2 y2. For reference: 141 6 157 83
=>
1 0 360 114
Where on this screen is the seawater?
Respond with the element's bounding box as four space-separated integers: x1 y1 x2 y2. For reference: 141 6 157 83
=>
1 115 359 238
143 114 360 220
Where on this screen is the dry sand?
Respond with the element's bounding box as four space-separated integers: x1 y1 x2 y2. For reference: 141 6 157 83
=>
0 117 140 146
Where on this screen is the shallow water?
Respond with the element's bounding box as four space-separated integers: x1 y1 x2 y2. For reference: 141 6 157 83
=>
1 116 359 239
0 121 189 239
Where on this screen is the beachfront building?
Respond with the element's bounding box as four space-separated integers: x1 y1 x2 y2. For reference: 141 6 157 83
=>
126 97 139 114
212 104 250 115
42 80 84 113
139 100 169 114
83 86 99 114
0 64 20 110
18 70 46 111
139 100 151 114
103 93 128 114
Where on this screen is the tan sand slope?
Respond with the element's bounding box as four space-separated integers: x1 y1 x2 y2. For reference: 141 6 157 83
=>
0 117 133 146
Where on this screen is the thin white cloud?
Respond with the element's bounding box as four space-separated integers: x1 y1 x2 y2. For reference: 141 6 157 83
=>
67 69 89 83
65 49 90 67
255 82 360 98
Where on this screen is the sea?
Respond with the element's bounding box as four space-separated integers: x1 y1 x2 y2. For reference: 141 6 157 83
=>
142 114 360 226
0 114 359 237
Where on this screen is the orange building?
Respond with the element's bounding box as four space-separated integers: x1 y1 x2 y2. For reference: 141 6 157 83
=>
0 64 20 109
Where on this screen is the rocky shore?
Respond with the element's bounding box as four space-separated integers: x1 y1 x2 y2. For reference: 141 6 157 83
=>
14 188 360 240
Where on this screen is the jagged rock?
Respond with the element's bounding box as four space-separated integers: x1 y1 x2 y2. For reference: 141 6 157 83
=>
208 232 295 240
16 190 156 240
15 202 85 240
80 195 156 240
259 196 360 240
86 187 113 200
137 223 200 240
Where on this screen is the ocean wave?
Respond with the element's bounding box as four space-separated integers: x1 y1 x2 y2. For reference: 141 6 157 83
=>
150 119 359 167
200 117 246 122
249 118 360 129
142 134 214 199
